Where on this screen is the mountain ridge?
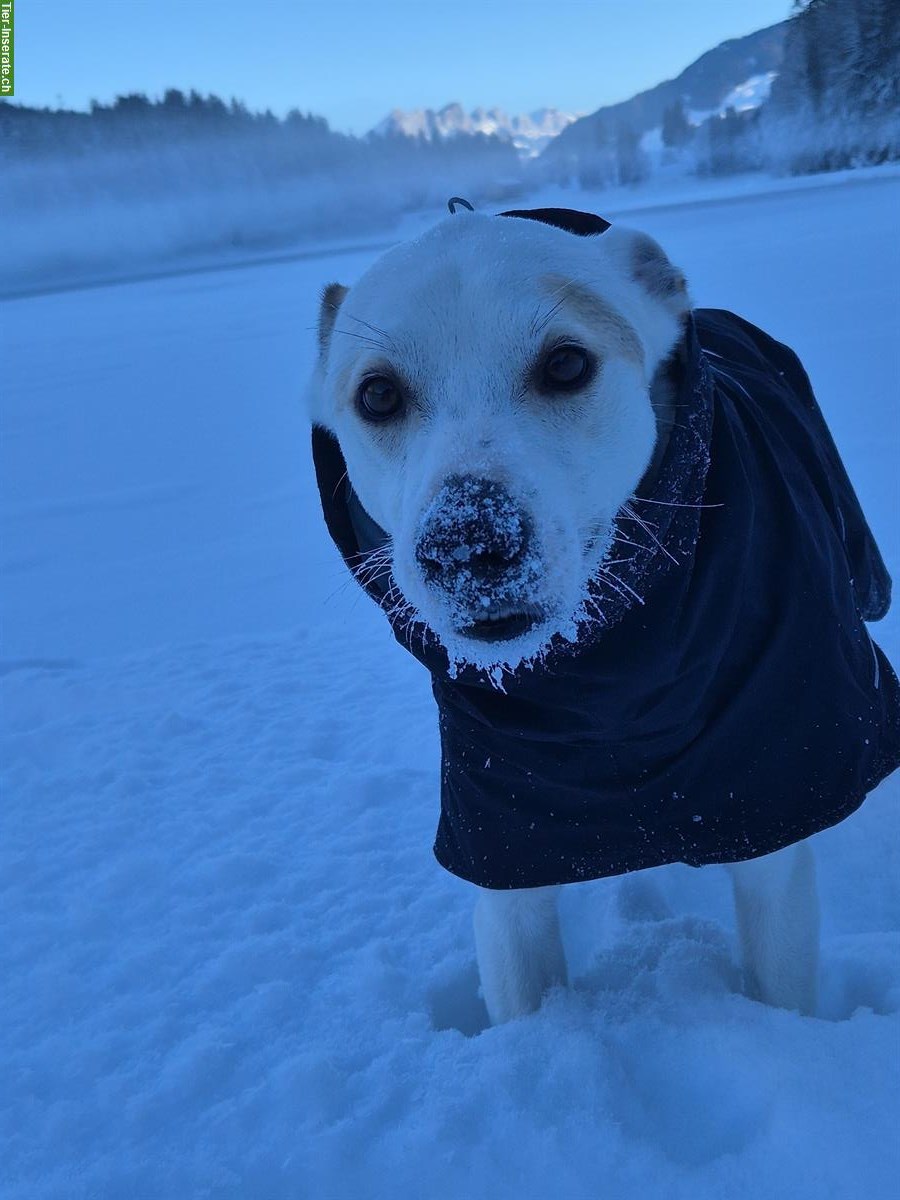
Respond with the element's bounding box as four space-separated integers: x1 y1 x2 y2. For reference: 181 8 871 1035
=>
545 21 788 159
370 103 579 158
368 23 788 162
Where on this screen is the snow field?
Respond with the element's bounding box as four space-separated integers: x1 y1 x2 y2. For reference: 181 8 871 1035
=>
3 628 897 1198
2 170 899 1198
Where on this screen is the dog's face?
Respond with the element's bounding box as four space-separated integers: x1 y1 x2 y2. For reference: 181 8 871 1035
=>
308 212 689 672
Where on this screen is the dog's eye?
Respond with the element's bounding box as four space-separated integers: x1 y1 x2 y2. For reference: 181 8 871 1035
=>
539 344 593 392
357 375 404 422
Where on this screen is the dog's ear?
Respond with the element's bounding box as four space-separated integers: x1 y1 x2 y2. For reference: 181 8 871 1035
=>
318 282 349 359
629 234 689 318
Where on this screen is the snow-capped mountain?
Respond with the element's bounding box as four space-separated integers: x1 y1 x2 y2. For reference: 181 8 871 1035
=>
641 69 778 160
369 27 784 165
370 103 579 158
720 70 777 113
687 71 778 126
545 21 787 161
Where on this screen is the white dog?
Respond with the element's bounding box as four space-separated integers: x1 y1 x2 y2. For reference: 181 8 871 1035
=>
307 206 895 1025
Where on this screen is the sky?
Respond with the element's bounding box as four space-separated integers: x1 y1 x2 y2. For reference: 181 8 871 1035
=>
12 0 793 134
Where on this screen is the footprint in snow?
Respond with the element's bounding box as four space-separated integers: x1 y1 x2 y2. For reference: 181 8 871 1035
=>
427 962 490 1037
817 936 900 1021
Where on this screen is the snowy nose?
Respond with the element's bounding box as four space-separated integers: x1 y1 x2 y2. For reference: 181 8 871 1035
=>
415 475 533 588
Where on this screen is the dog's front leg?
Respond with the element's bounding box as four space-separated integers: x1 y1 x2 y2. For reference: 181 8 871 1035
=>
728 841 820 1015
473 885 568 1025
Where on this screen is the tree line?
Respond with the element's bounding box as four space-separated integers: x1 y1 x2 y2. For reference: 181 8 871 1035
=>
0 87 521 180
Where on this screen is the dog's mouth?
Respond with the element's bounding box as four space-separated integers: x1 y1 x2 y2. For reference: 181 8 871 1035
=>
456 601 545 643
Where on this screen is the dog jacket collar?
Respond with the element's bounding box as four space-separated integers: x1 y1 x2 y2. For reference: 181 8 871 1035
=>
311 212 900 889
499 206 612 237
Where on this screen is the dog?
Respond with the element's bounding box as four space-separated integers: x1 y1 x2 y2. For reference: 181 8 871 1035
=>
306 205 899 1026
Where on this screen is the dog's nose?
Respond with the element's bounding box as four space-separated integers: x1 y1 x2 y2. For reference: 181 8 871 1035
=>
415 475 533 587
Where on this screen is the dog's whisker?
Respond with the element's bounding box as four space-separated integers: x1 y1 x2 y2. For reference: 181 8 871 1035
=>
357 559 390 579
583 531 646 552
321 577 357 606
346 549 392 573
620 503 660 531
347 313 395 340
330 469 349 500
630 495 724 510
357 568 389 589
598 566 645 606
529 278 575 337
619 503 679 565
352 553 394 587
532 296 567 337
653 421 692 434
346 539 393 561
581 594 609 628
384 595 409 622
530 278 577 337
323 554 392 603
707 360 756 403
356 565 390 587
354 545 392 571
331 328 390 352
595 572 635 607
345 312 398 351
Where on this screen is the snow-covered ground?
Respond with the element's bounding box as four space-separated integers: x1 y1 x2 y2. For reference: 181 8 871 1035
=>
3 170 899 1199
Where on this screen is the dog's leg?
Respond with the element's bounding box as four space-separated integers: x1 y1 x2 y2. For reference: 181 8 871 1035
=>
727 841 819 1015
473 885 568 1025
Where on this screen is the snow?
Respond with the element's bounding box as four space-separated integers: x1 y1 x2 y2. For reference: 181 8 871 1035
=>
370 104 579 158
720 71 777 113
639 71 779 159
688 70 778 125
3 170 899 1198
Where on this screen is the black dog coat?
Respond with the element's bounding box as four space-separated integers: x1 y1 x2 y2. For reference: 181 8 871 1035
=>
312 208 900 889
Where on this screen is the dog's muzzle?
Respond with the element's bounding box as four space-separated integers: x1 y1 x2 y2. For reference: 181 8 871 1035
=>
414 475 544 642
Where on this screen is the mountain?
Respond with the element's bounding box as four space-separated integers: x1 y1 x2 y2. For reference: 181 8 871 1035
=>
370 103 579 158
687 71 778 126
543 21 788 160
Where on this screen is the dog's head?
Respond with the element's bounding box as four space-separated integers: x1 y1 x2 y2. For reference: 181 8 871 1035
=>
308 210 689 672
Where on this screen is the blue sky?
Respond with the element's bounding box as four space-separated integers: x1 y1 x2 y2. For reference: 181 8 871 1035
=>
15 0 792 133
